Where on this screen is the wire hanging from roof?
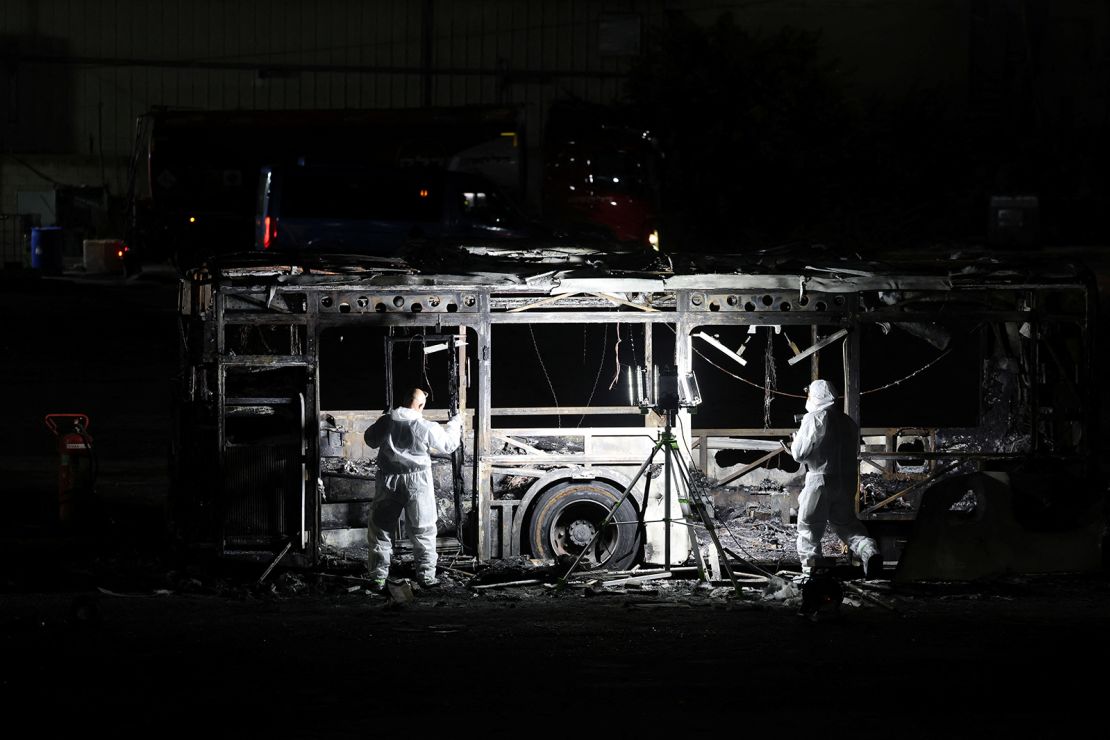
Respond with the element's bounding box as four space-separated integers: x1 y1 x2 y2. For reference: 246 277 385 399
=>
763 329 777 428
607 322 624 391
577 324 609 428
529 325 560 428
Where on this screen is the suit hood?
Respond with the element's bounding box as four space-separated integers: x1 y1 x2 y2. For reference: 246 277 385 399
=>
805 379 838 413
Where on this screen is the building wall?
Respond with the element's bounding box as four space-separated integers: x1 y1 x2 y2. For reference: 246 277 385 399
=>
0 154 121 214
0 1 1106 226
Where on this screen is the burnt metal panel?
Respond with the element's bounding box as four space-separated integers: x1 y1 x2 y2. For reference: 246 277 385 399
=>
314 290 482 315
222 444 300 538
476 292 493 560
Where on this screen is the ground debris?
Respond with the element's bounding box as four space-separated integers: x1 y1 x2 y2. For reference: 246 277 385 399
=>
386 578 415 606
583 581 622 596
96 586 173 598
842 580 899 611
469 555 556 586
587 571 673 589
761 576 800 602
473 578 545 590
273 572 306 594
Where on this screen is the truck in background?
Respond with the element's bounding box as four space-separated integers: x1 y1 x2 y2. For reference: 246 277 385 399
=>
127 103 661 270
542 101 662 249
254 164 534 257
128 106 523 269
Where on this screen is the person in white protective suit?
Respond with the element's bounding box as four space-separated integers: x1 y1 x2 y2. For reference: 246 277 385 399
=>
363 387 462 590
789 379 883 578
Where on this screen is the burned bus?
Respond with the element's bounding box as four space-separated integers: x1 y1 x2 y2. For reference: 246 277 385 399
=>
171 246 1103 580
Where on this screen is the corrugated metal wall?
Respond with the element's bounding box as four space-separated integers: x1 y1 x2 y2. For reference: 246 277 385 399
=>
0 0 658 159
0 1 1105 191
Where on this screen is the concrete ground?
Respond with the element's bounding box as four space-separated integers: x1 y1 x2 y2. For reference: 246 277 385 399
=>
2 258 1109 736
2 560 1108 736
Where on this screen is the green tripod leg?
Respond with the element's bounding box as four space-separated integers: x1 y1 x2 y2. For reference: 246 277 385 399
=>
672 449 746 597
664 431 709 582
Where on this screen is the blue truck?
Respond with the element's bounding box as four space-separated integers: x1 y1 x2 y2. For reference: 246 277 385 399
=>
255 165 533 257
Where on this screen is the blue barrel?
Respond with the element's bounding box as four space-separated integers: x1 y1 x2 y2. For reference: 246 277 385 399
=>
31 227 64 274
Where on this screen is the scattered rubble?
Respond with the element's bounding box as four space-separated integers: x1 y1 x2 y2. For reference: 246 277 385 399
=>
860 473 918 512
321 457 377 477
513 436 585 454
474 578 545 590
468 555 556 586
762 577 800 602
386 578 415 605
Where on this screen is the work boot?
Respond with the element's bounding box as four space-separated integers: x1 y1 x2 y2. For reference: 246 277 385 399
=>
415 573 439 589
369 577 387 594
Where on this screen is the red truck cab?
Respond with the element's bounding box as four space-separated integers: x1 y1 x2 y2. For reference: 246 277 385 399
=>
542 122 662 249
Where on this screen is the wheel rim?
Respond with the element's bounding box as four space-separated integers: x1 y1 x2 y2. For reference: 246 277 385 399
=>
547 499 619 566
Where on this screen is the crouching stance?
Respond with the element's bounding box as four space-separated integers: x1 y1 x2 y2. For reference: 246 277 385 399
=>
790 379 882 578
364 387 462 588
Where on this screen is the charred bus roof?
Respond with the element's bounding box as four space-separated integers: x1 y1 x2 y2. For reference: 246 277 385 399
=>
194 243 1095 297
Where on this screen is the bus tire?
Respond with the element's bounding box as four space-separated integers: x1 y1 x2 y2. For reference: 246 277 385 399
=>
527 480 642 570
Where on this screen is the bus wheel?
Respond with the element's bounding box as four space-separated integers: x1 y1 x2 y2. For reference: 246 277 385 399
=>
528 481 642 570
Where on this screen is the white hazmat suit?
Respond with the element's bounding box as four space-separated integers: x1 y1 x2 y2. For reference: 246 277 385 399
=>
364 406 462 584
790 379 882 577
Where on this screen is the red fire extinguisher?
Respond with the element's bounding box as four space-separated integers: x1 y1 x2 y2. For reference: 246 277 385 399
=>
45 413 96 525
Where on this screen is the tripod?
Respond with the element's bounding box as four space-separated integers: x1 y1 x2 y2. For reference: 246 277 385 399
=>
557 410 745 596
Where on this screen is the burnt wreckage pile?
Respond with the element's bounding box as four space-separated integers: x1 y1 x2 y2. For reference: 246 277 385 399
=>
171 244 1103 584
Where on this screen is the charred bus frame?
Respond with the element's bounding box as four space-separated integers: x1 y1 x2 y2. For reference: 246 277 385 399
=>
173 251 1099 572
